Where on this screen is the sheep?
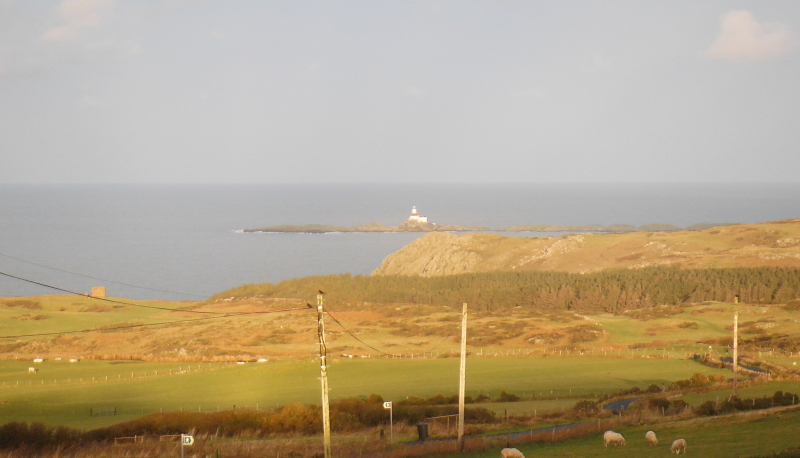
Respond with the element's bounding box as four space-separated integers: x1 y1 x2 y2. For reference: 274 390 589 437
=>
603 431 626 447
28 367 37 374
500 448 525 458
645 430 658 446
671 438 687 454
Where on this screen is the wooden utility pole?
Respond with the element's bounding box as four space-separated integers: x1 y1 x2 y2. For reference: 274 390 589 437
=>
457 302 468 451
733 295 739 397
317 293 332 458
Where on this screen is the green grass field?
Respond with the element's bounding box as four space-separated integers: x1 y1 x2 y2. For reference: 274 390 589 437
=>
680 379 800 406
439 408 800 458
2 292 799 458
0 356 731 430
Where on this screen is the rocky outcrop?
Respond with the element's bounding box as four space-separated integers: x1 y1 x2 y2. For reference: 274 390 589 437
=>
372 232 484 276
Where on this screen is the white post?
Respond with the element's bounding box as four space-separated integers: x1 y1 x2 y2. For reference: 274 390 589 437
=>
317 293 332 458
733 295 739 397
383 401 393 443
458 302 468 451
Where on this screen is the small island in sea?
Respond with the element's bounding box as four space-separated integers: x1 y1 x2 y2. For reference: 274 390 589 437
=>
242 207 732 234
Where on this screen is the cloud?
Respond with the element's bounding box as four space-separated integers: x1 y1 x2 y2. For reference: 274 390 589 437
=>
43 0 113 43
706 10 797 62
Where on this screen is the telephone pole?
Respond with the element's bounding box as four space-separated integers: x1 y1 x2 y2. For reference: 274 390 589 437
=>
733 295 739 397
317 293 332 458
457 302 468 451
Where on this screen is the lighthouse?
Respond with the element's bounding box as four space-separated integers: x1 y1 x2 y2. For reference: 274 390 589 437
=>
408 206 428 223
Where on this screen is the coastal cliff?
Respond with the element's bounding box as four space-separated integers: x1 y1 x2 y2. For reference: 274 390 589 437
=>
372 219 800 276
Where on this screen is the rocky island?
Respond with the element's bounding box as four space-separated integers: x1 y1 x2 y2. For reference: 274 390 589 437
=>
242 206 731 234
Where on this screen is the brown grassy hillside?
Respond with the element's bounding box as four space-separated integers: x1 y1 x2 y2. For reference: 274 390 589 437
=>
372 219 800 276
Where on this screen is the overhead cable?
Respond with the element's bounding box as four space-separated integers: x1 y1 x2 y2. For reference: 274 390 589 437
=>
0 270 284 316
326 309 454 357
0 252 207 298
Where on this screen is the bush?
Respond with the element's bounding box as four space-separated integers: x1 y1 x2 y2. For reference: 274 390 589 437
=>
690 373 711 386
646 384 662 393
668 399 690 415
0 422 84 450
695 401 717 416
646 398 671 411
668 379 692 391
694 391 799 418
572 400 599 415
749 447 800 457
497 391 520 402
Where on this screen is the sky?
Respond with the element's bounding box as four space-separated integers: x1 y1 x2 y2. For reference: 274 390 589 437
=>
1 1 799 184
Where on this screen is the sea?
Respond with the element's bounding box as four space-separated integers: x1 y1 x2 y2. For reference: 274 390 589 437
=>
1 183 799 301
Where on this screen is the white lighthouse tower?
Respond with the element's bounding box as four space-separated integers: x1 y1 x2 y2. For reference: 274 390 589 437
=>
408 206 428 223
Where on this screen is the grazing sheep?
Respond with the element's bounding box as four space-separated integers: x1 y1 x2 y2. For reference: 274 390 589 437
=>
500 448 525 458
671 439 687 454
28 367 37 374
645 430 658 446
603 431 626 447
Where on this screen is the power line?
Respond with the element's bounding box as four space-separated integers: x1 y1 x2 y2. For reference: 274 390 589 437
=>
0 270 286 317
326 310 454 357
325 311 392 356
0 252 207 298
0 270 230 314
0 306 312 339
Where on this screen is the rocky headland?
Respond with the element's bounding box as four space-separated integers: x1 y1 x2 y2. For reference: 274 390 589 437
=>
372 219 800 276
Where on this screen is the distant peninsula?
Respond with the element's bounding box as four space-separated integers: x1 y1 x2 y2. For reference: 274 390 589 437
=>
242 207 733 234
243 221 490 234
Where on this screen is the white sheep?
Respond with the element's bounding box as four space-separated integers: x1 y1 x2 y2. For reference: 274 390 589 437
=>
603 430 626 447
645 430 658 446
500 448 525 458
671 438 687 454
28 367 37 374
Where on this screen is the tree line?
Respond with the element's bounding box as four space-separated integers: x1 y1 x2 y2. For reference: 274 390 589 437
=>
210 266 800 313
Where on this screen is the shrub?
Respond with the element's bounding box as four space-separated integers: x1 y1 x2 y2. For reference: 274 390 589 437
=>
646 397 671 411
668 399 690 415
572 400 599 415
690 373 711 387
2 300 42 310
497 391 520 402
668 379 692 391
694 401 717 416
646 384 662 393
0 422 84 450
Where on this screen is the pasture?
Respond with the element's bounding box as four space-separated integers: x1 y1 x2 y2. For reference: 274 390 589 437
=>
0 356 732 430
440 407 800 458
3 295 800 368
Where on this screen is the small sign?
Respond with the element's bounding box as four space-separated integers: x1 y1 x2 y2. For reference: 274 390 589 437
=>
182 435 194 446
383 401 392 409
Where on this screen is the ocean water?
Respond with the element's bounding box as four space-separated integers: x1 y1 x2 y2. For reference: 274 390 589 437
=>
1 183 799 300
